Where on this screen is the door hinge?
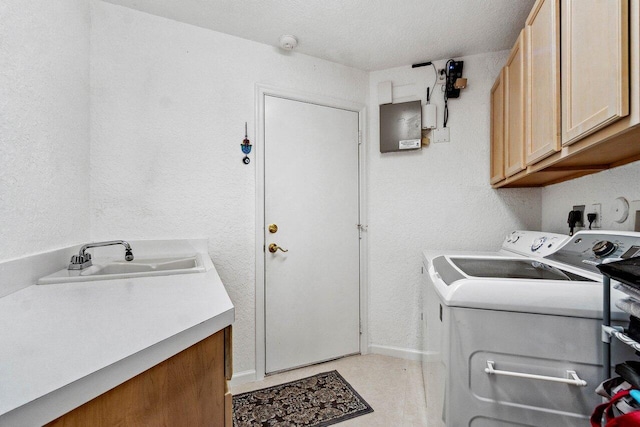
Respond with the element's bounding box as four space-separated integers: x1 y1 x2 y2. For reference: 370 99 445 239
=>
359 320 362 334
356 223 367 239
358 130 362 145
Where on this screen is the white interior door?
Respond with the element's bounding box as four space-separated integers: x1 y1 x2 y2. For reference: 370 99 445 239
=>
264 95 360 374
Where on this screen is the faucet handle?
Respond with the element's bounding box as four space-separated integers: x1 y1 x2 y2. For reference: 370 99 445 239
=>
69 253 92 270
70 253 91 263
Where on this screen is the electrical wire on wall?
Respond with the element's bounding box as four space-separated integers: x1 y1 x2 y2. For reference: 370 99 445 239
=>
443 59 453 128
412 60 439 131
424 63 438 130
412 61 438 100
414 57 465 137
427 62 437 103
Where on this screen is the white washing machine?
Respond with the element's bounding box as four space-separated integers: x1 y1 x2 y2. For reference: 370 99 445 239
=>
421 230 638 427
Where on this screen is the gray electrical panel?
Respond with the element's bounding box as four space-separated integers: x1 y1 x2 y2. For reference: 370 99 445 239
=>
379 101 422 153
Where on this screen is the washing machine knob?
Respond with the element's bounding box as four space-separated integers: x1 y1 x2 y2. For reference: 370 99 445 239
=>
592 240 616 257
531 237 546 251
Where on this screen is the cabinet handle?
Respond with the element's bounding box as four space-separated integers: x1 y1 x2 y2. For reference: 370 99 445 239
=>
484 361 587 387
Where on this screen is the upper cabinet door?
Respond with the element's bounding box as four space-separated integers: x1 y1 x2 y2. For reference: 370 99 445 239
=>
525 0 561 165
490 70 506 184
561 0 629 146
504 30 527 177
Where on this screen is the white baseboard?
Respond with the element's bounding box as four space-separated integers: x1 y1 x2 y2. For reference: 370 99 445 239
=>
230 346 426 386
369 344 426 361
229 369 257 387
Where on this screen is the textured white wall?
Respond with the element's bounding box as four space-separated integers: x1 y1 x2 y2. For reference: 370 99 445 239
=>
541 160 640 234
6 0 634 387
367 51 542 355
89 1 368 375
0 0 91 261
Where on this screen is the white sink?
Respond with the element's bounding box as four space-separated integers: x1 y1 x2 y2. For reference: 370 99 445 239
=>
37 255 205 285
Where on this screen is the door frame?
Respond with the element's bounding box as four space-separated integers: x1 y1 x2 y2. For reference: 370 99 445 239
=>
254 84 368 380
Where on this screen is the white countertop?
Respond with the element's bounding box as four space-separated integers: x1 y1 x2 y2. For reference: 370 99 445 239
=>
0 240 234 426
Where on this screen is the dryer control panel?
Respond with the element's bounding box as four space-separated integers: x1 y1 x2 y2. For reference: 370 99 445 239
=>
545 231 640 274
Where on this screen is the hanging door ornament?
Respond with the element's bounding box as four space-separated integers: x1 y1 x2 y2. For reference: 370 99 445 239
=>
241 122 252 164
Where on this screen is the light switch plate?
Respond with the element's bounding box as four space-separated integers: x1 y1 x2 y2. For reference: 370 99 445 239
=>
433 127 450 143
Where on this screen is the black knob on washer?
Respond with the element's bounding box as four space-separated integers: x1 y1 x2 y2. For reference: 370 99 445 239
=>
592 240 616 257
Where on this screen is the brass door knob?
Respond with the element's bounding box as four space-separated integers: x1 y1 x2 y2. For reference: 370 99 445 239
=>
268 243 288 253
268 224 278 233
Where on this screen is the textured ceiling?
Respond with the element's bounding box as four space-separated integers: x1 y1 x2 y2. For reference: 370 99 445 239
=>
99 0 535 71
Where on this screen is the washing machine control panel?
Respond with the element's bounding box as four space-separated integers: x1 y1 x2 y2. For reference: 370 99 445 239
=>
502 231 569 257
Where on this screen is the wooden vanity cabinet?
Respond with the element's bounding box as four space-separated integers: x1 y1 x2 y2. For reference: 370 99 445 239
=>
504 30 527 177
561 0 629 145
46 327 233 427
525 0 561 165
490 70 506 184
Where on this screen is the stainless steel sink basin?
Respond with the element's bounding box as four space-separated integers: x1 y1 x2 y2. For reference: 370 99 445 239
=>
37 255 205 285
91 258 199 275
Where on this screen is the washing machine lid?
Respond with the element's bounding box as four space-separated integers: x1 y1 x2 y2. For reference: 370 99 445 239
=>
428 255 619 318
435 257 595 285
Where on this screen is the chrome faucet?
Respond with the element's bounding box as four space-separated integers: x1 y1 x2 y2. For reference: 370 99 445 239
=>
68 240 134 270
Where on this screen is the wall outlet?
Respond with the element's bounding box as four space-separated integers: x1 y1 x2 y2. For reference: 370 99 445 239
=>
573 205 585 228
437 69 446 83
588 203 602 229
433 127 450 143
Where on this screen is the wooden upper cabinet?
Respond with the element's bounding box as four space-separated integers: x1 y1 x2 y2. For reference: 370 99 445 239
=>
561 0 629 145
525 0 561 164
491 0 638 188
490 70 505 184
504 30 527 177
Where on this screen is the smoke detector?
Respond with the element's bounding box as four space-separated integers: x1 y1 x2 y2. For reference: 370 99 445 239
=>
279 35 298 51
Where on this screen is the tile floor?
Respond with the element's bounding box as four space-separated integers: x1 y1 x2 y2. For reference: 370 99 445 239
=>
231 354 428 426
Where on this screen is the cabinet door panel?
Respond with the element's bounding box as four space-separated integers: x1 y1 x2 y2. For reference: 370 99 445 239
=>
504 31 526 177
526 0 561 165
45 332 227 427
561 0 629 145
490 70 505 184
